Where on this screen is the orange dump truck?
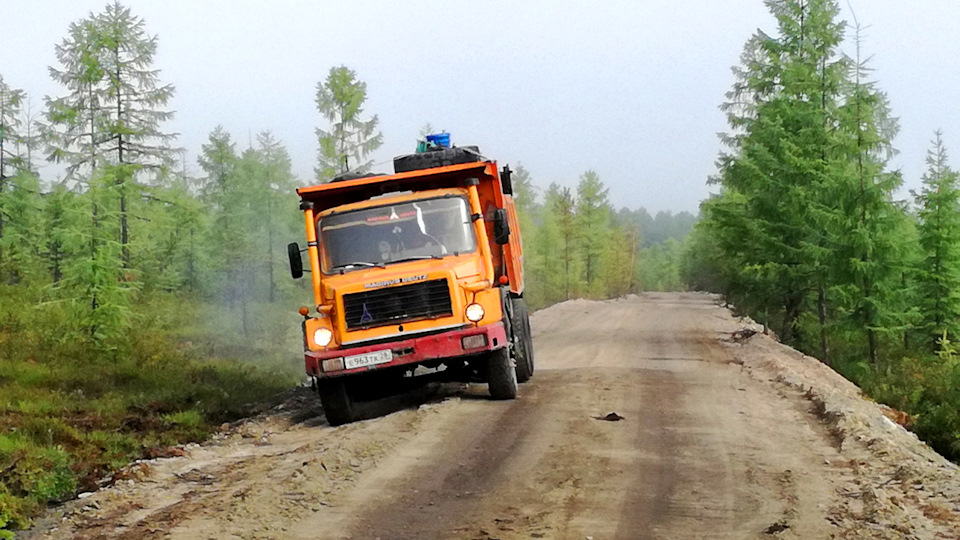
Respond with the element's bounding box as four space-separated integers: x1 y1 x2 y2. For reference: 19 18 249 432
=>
287 142 534 425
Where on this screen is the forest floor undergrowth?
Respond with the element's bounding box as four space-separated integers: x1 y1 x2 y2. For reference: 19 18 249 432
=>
0 289 303 534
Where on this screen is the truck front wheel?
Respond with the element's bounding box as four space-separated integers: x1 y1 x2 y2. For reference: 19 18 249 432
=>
487 347 518 399
317 378 356 426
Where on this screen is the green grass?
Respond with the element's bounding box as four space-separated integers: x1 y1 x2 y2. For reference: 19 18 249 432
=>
0 286 304 533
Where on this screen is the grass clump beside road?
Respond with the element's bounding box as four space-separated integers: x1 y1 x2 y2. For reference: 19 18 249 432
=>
0 287 303 533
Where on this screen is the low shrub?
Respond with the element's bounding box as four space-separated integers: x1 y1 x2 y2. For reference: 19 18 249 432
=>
0 287 303 533
833 334 960 461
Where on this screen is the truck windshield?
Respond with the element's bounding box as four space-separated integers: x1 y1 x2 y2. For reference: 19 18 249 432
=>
319 196 477 273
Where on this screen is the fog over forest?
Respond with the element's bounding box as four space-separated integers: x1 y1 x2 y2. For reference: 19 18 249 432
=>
4 1 960 213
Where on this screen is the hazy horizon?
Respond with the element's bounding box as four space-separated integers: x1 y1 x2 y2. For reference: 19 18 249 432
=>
4 1 959 214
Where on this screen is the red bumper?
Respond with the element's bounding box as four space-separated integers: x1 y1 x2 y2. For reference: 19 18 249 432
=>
305 322 507 378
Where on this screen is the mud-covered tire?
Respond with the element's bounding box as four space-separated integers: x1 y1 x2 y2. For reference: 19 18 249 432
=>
511 298 535 383
522 306 535 376
317 378 355 426
487 347 518 399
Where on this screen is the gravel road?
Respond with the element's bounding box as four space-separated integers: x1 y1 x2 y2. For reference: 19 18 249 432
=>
29 293 960 539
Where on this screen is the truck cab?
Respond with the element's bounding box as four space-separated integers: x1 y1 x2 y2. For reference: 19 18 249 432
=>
288 142 534 425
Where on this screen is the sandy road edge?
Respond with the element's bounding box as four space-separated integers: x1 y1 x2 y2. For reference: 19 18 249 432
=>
727 317 960 538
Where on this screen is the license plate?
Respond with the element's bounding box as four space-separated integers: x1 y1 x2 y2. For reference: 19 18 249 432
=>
344 349 393 370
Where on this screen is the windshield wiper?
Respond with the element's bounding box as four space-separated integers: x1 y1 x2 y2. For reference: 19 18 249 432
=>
331 261 386 274
390 255 443 264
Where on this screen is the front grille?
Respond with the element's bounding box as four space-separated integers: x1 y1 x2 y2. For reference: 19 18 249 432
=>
343 279 452 330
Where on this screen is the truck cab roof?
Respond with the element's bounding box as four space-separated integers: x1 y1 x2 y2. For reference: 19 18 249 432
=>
297 161 500 215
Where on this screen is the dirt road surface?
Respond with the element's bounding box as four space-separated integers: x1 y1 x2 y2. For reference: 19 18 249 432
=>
28 293 960 539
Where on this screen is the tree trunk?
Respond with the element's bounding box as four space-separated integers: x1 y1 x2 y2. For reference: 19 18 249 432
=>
240 262 249 338
0 95 6 283
818 285 831 366
781 292 804 348
187 228 196 291
117 60 130 269
120 188 129 267
89 196 100 337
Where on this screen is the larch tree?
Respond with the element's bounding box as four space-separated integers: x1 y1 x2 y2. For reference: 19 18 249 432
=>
511 164 539 253
605 214 638 297
418 123 435 139
93 1 178 267
44 15 107 179
575 170 611 295
314 66 383 181
829 20 907 365
254 130 297 302
45 1 178 267
0 75 28 281
42 183 79 284
0 170 42 284
709 0 847 348
511 165 537 216
66 166 131 344
548 183 579 300
197 125 238 206
197 126 240 304
914 131 960 348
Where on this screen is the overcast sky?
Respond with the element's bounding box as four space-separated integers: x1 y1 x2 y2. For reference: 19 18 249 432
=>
4 1 959 214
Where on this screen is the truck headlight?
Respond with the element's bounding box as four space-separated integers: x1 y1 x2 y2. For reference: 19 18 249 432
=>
465 303 485 322
313 328 333 347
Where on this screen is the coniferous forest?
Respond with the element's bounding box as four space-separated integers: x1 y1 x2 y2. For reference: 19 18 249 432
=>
1 0 959 533
683 0 960 466
0 2 691 529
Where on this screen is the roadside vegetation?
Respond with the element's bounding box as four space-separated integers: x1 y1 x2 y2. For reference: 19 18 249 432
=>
0 1 696 532
682 0 960 462
509 165 695 310
0 2 307 532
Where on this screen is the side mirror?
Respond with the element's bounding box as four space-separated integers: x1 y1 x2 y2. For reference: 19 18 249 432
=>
500 165 513 195
288 242 304 279
493 209 511 245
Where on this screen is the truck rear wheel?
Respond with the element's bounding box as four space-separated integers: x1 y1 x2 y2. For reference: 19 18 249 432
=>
487 347 518 399
511 298 535 383
317 378 355 426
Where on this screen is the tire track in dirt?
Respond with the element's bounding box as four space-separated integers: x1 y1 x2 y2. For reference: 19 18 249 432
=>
30 293 959 539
